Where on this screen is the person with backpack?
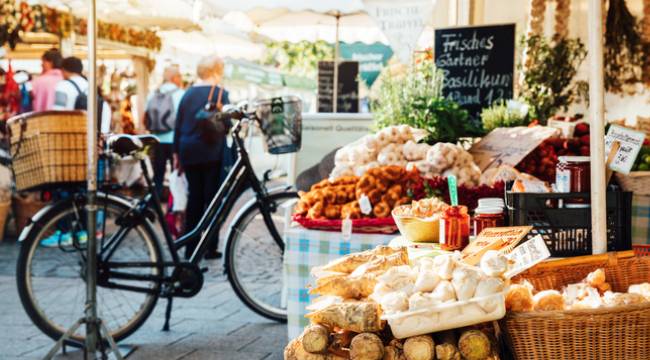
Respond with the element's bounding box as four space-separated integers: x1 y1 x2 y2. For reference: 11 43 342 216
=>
52 56 111 134
144 65 185 196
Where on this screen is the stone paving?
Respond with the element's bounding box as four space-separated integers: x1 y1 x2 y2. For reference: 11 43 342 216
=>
0 240 288 360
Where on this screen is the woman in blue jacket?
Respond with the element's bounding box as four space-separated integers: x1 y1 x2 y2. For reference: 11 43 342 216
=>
173 55 229 259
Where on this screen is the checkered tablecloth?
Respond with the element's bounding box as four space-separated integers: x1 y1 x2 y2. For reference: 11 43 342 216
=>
283 226 395 340
632 194 650 245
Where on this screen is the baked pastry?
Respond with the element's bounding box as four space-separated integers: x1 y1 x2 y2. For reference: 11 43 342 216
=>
533 290 565 311
506 282 534 312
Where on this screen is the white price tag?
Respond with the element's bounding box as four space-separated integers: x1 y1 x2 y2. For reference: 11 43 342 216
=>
504 235 551 279
605 125 646 174
359 194 372 215
548 119 577 138
341 218 352 241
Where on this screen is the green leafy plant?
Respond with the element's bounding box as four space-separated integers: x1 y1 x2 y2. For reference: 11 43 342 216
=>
371 59 479 144
518 35 588 124
480 100 529 132
262 40 334 77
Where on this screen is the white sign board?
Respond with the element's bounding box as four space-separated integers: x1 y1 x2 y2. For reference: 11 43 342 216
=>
504 235 551 279
364 0 432 64
605 125 646 174
293 113 374 180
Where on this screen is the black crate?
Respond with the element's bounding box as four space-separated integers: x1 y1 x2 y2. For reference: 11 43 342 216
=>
506 191 632 257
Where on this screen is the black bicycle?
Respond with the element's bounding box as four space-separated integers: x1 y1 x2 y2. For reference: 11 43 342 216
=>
15 97 302 343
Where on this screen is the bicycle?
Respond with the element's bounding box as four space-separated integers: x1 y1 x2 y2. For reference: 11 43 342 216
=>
15 97 302 343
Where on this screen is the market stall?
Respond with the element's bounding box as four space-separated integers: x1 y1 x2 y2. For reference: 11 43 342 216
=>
280 1 650 358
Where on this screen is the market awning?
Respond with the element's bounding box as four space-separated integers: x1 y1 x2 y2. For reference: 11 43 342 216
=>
30 0 200 31
224 59 315 90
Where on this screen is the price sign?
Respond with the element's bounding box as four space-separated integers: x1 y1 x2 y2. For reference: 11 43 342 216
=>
504 235 551 279
469 126 559 171
605 125 646 174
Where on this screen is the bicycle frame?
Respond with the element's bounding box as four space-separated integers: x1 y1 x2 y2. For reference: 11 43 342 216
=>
98 118 286 294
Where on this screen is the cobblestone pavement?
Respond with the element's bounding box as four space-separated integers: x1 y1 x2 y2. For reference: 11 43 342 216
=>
0 186 291 359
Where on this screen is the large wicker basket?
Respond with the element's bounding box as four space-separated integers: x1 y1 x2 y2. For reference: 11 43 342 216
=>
0 200 11 242
502 251 650 360
614 171 650 195
8 111 87 191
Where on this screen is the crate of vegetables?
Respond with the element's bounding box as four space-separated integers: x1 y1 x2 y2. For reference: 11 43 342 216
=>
506 191 632 257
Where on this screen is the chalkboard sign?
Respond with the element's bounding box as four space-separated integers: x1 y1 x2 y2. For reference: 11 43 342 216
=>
318 61 359 113
435 24 515 125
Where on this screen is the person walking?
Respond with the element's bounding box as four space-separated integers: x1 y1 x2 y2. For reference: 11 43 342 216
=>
173 55 229 259
145 65 185 196
32 48 63 112
52 56 111 133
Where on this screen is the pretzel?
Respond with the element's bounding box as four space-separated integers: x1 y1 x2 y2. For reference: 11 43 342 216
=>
372 201 391 218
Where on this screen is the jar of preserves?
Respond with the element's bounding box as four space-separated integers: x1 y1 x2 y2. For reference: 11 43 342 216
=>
439 205 470 251
556 156 591 193
556 156 591 207
473 206 505 236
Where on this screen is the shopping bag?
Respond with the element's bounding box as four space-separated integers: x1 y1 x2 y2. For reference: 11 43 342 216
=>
169 170 188 212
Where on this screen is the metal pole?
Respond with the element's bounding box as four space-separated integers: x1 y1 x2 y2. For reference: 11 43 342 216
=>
333 13 340 113
85 0 99 355
588 0 607 254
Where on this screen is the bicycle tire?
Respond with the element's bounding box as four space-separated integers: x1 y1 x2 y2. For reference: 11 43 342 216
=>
225 190 298 322
16 194 163 343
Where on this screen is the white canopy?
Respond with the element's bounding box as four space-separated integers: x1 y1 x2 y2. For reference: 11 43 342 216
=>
209 0 436 45
158 19 265 64
29 0 200 31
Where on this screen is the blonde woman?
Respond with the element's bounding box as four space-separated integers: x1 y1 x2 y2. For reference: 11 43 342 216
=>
173 55 230 259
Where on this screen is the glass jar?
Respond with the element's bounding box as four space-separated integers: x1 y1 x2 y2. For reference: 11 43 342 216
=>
473 206 505 236
556 156 591 193
439 205 470 251
556 156 591 207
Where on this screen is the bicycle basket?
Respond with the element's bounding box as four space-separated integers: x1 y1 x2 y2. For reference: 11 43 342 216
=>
254 96 302 155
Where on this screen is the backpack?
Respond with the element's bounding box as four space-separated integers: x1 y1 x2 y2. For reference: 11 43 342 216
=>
67 79 104 130
145 89 177 133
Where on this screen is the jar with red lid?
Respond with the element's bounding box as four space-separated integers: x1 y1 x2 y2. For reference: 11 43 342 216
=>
556 156 590 206
473 206 505 236
439 205 470 251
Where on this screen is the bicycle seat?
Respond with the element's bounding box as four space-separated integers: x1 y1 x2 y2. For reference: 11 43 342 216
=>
108 134 146 157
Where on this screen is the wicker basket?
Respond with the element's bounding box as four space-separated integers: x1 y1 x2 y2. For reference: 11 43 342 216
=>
12 194 49 235
614 171 650 195
503 251 650 360
0 200 11 242
8 111 87 191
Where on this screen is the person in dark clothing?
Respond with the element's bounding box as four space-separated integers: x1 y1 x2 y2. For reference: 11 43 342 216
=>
173 55 229 259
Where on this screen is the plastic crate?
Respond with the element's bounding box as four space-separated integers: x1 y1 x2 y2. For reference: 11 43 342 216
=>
634 245 650 257
506 191 632 257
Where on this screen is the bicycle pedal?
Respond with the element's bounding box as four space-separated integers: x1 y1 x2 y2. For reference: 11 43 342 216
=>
200 267 208 273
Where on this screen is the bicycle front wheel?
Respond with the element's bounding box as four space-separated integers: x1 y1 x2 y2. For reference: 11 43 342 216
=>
16 195 162 343
225 190 298 322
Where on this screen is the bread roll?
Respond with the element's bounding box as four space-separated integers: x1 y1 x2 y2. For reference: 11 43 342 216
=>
533 290 565 311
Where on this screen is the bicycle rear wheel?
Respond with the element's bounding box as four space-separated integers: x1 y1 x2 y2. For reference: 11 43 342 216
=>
16 195 162 343
225 191 298 322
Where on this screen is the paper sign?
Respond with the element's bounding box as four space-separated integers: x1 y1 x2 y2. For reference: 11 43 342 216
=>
341 218 352 241
548 119 577 138
364 0 432 64
504 235 551 279
461 226 533 265
469 126 560 171
605 125 646 174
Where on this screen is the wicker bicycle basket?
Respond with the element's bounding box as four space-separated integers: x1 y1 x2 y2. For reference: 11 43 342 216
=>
8 111 87 191
502 251 650 360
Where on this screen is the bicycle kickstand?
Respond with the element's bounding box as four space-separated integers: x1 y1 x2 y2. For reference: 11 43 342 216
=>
162 296 173 332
